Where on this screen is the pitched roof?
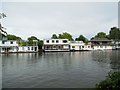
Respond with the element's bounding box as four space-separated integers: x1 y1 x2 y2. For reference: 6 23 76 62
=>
90 38 112 42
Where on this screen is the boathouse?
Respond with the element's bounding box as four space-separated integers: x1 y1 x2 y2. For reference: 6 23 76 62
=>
90 38 113 50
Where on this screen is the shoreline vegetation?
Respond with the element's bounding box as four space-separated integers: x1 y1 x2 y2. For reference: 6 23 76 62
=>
96 71 120 89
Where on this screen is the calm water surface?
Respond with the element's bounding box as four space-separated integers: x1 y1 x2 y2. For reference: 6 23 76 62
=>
2 50 120 88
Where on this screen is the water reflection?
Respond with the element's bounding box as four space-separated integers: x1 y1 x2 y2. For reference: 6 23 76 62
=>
91 50 120 71
2 51 120 88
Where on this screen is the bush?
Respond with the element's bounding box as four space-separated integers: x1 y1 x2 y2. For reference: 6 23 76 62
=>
96 71 120 90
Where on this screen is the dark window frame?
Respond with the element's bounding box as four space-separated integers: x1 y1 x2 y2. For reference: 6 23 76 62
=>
46 40 49 43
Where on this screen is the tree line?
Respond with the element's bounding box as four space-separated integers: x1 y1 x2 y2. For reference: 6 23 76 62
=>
5 26 120 46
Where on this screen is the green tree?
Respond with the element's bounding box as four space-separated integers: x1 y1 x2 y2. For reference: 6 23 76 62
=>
58 32 73 41
95 32 107 38
109 27 120 41
27 36 43 48
75 35 88 43
7 34 22 40
27 36 38 41
27 36 38 46
51 34 58 39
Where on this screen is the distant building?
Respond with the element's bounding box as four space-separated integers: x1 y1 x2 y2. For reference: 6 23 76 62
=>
43 39 92 52
69 41 92 51
18 46 38 53
90 38 113 50
0 40 38 53
43 39 69 52
0 40 18 53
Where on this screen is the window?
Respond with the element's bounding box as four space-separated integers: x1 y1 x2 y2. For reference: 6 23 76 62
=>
72 46 75 48
10 41 13 44
2 41 5 44
46 40 49 43
28 47 30 50
31 47 33 50
88 46 90 48
63 40 67 43
52 40 54 43
82 46 84 48
56 40 59 43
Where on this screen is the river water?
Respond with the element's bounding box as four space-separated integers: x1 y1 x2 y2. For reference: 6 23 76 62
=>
2 50 120 88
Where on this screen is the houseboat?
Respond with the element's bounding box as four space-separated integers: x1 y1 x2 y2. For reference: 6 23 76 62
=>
0 40 38 54
43 39 70 52
69 41 92 51
18 46 38 53
43 39 92 52
90 38 113 50
0 40 18 53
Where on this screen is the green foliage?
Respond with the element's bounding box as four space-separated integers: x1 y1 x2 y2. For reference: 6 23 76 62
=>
38 40 43 46
109 27 120 41
95 32 107 38
7 34 22 40
75 35 88 43
51 34 58 39
18 41 27 46
27 36 38 41
96 71 120 89
27 36 43 47
58 32 73 41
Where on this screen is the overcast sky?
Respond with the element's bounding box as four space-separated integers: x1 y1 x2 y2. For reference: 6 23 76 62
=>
1 2 118 40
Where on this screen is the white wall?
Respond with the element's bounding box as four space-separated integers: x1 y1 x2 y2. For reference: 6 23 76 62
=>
44 39 69 45
0 40 18 46
70 41 85 50
93 46 112 50
18 46 38 52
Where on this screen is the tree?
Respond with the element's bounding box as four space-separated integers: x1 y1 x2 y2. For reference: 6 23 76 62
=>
7 34 22 40
95 32 107 38
27 36 43 48
27 36 38 41
75 35 88 43
0 13 7 37
109 27 120 41
0 13 6 19
58 32 73 41
51 34 58 39
96 71 120 89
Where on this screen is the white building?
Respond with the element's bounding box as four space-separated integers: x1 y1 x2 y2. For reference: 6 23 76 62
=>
43 39 69 51
0 40 38 53
70 41 92 51
0 40 18 53
43 39 92 51
18 46 38 52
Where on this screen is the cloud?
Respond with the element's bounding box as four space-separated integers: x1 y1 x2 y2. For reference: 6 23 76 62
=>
2 2 118 40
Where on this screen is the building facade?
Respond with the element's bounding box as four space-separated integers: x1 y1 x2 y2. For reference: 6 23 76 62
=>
70 41 92 51
0 40 18 53
90 38 113 50
43 39 70 51
43 39 92 51
0 40 38 53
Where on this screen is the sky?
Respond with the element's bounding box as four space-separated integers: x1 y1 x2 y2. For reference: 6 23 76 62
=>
0 1 118 40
